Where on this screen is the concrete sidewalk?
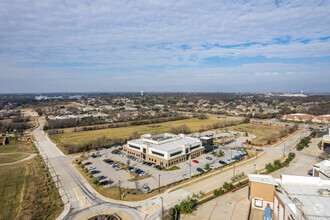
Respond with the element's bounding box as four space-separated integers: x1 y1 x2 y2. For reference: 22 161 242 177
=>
181 187 249 220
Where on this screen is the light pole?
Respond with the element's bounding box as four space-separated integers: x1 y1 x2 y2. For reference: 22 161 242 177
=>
190 162 192 178
158 174 161 194
160 197 164 219
233 163 235 178
283 143 285 157
254 164 256 173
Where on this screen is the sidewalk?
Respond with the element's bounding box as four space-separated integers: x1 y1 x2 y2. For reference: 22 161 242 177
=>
181 187 249 220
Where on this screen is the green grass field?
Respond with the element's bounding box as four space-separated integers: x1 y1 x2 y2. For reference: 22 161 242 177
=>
0 141 63 219
0 153 29 164
54 118 229 146
229 124 289 145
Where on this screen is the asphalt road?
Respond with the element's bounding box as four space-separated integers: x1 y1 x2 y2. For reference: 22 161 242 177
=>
32 118 145 220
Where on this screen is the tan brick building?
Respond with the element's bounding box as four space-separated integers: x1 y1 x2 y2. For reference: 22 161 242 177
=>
123 133 203 168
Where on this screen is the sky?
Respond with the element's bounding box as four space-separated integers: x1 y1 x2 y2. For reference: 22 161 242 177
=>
0 0 329 93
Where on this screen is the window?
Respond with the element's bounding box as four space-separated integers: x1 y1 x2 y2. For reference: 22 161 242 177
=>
170 150 182 157
143 148 146 153
128 144 141 150
151 151 165 157
190 145 200 151
255 199 263 208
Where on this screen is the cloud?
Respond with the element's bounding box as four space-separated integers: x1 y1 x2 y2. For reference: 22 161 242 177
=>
0 0 329 92
255 72 280 76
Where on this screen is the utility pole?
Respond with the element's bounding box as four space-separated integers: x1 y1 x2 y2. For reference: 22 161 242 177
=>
190 162 191 178
254 164 256 173
158 174 161 193
160 197 164 220
119 180 122 200
233 163 235 178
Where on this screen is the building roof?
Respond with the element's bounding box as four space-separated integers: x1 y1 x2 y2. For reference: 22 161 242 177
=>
248 174 279 186
276 175 330 220
129 133 201 152
314 160 330 177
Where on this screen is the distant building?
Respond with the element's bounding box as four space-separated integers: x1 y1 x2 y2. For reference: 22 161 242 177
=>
313 160 330 180
123 133 203 168
199 136 214 153
248 174 330 220
141 91 144 96
281 113 314 122
312 115 330 123
321 129 330 154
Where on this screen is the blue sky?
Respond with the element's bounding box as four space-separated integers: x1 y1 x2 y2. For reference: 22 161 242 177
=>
0 0 329 93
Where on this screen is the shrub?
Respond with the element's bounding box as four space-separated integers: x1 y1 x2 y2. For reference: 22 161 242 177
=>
265 163 274 173
93 179 100 185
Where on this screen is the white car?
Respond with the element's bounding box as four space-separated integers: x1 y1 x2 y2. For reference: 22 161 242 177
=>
209 165 215 170
184 162 191 167
87 166 96 171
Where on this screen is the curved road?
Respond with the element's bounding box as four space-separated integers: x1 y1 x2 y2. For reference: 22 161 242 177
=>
32 118 145 220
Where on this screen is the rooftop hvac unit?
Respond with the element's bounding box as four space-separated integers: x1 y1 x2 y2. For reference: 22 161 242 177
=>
318 188 330 196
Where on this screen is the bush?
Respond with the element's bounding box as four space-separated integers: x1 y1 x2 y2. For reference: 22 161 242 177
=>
265 163 274 173
93 179 100 185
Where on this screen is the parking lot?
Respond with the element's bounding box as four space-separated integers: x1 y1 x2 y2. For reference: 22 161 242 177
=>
81 134 252 191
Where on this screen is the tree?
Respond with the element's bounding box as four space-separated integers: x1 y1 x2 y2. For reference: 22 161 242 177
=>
197 114 208 120
205 163 210 171
265 163 274 173
242 117 251 123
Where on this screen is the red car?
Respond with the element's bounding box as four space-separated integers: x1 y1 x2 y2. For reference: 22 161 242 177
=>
83 162 92 166
192 160 199 164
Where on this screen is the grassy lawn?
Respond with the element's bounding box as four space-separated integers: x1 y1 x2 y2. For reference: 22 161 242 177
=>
0 141 37 154
54 118 228 146
0 140 63 219
165 166 180 171
0 156 63 219
0 153 30 164
229 124 289 145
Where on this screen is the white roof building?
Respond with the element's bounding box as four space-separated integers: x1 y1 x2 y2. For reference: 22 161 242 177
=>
127 133 202 160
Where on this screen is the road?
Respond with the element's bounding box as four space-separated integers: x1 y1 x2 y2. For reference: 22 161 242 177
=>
32 118 145 220
32 117 310 220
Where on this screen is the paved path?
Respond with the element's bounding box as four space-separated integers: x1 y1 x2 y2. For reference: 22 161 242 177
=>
32 118 145 220
0 153 37 166
182 187 249 220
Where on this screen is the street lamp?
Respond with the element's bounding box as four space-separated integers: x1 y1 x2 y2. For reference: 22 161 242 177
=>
158 174 161 194
254 164 256 173
160 197 164 219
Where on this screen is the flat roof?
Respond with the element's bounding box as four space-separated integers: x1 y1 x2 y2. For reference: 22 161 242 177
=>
129 134 201 152
277 175 330 220
248 174 279 186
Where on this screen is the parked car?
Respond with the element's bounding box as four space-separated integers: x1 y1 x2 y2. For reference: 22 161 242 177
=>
83 162 92 166
184 162 191 166
307 169 313 176
206 157 212 160
219 160 226 164
192 160 199 164
209 165 215 170
90 170 100 174
114 166 122 171
196 168 204 173
100 180 111 186
96 175 106 180
142 184 150 193
87 166 96 171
